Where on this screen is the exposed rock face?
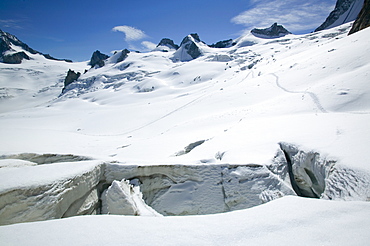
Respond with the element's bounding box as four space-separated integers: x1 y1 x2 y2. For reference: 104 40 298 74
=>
181 33 201 44
116 49 130 63
43 54 72 63
0 29 72 63
173 33 203 61
251 23 291 38
0 29 38 56
156 38 179 51
63 69 81 91
89 50 109 68
209 39 235 48
315 0 364 32
349 0 370 34
2 51 30 64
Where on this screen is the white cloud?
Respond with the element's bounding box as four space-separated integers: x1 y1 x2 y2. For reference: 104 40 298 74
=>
141 41 157 51
112 25 147 41
231 0 335 33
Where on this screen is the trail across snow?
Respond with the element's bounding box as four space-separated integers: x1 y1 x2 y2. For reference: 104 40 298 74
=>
269 73 328 113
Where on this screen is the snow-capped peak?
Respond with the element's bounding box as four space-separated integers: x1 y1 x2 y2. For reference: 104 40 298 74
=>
172 33 206 61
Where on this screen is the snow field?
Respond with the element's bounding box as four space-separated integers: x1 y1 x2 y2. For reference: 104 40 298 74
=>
0 21 370 244
1 196 369 246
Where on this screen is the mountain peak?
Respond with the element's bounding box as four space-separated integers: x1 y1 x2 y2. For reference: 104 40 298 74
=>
173 33 203 62
89 50 109 68
155 38 179 51
0 29 72 63
180 33 201 46
315 0 364 32
251 23 291 39
349 0 370 34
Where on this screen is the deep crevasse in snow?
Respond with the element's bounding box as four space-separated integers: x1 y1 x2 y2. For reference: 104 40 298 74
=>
1 142 369 226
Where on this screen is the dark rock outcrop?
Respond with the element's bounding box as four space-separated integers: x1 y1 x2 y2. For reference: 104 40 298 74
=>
157 38 179 50
315 0 364 32
251 23 291 38
179 33 202 60
0 29 38 56
0 29 72 63
63 69 80 92
3 51 30 64
89 50 109 68
349 0 370 34
43 54 72 63
181 33 201 44
116 49 130 63
209 39 235 48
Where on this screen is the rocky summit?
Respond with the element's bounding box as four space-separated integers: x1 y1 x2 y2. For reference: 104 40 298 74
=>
172 33 203 61
156 38 179 51
349 0 370 34
315 0 364 32
0 29 71 63
209 39 235 48
89 50 109 68
251 23 291 38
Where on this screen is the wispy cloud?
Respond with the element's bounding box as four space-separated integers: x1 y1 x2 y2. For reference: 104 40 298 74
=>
231 0 335 33
112 25 147 41
141 41 156 51
112 25 157 52
0 19 23 29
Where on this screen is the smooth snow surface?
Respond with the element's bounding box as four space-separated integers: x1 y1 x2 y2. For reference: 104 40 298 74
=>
1 196 369 246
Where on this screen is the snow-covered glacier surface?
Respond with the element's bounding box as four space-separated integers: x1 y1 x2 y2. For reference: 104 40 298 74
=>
1 196 370 246
0 22 370 244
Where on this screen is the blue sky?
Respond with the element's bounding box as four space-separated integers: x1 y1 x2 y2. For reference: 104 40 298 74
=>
0 0 336 61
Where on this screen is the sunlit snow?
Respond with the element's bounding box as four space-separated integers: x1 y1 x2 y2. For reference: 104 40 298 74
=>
0 22 369 245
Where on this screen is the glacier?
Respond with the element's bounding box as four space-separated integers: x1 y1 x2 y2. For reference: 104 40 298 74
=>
1 142 369 225
0 20 370 245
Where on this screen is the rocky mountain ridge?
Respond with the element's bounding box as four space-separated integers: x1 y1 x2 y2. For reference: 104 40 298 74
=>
0 29 72 64
251 23 291 38
349 0 370 34
315 0 364 31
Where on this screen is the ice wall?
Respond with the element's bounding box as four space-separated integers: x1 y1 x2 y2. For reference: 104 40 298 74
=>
105 164 295 215
101 179 162 216
275 143 370 201
0 161 104 225
1 144 369 226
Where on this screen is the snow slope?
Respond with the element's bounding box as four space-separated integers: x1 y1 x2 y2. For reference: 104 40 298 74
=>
0 53 88 113
1 196 369 246
1 23 369 170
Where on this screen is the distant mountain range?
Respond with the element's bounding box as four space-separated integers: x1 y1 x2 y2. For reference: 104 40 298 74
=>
0 0 368 65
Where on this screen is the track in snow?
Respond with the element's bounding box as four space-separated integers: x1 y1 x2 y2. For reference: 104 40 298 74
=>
269 73 327 113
